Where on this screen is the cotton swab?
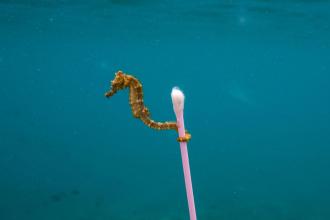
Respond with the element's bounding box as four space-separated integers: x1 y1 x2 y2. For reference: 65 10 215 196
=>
171 87 197 220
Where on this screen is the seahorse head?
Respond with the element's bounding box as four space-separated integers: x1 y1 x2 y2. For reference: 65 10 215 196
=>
105 71 126 97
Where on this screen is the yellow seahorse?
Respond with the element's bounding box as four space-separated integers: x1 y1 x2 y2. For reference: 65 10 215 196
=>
105 70 191 142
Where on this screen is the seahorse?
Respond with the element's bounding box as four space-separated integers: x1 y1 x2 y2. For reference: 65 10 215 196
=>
105 70 191 142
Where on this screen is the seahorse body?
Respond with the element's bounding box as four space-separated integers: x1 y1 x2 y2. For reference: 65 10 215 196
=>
105 71 191 142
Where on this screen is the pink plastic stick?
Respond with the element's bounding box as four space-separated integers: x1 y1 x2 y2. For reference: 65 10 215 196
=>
177 113 197 220
171 88 197 220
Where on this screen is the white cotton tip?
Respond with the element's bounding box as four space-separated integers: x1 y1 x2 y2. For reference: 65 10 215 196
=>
171 87 185 116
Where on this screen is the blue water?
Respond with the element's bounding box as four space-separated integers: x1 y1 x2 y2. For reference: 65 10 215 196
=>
1 0 330 219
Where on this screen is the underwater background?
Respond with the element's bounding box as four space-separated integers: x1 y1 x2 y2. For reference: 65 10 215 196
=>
1 0 330 219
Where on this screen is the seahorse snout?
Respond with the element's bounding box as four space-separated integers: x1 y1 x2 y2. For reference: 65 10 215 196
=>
105 90 115 97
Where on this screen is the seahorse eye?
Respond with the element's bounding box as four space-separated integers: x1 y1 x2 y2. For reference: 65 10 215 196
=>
110 77 125 92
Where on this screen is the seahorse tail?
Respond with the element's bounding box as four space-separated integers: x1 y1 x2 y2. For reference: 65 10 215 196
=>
140 115 177 130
